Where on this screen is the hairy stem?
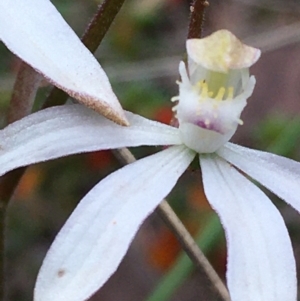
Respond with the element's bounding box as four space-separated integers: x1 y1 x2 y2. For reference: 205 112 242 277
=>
81 0 126 53
188 0 209 39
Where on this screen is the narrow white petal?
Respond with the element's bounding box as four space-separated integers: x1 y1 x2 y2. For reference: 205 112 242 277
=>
0 105 181 176
200 154 296 301
34 145 195 301
0 0 127 125
218 143 300 213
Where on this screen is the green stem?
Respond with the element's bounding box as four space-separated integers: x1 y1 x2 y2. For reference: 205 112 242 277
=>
145 214 223 301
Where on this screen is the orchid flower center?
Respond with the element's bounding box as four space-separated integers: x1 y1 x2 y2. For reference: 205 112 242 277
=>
198 70 235 100
171 30 260 154
198 80 233 101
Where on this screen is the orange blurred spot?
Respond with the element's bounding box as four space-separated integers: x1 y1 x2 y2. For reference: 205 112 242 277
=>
85 150 113 170
15 166 43 199
210 243 227 276
147 227 181 271
188 184 212 211
154 106 173 125
146 220 200 271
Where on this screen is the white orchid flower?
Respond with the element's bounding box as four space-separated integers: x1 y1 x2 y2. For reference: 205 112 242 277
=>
0 0 127 125
0 30 298 301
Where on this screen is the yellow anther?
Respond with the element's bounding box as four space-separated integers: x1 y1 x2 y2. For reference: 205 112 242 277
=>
196 81 235 102
237 118 244 125
197 80 204 87
171 96 179 102
227 87 234 99
200 81 210 99
215 87 226 101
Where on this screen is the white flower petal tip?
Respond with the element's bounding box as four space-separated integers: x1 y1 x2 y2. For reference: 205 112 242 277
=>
200 155 297 301
0 0 128 126
34 145 195 301
187 30 261 73
67 89 128 126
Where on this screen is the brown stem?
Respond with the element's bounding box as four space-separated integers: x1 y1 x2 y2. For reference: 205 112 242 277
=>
8 63 42 123
43 0 126 109
157 202 231 301
188 0 209 39
81 0 126 54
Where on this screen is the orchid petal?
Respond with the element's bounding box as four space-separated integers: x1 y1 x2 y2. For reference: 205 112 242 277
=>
0 0 127 125
34 145 195 301
200 154 296 301
218 143 300 213
0 105 181 177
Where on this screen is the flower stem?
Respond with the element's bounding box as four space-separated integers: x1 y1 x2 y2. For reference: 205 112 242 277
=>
113 148 230 301
145 214 223 301
188 0 209 39
156 202 230 301
7 63 42 124
81 0 126 54
43 0 126 108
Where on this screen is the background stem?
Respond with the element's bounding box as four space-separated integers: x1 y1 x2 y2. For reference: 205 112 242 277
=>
188 0 209 39
43 0 126 108
145 214 223 301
